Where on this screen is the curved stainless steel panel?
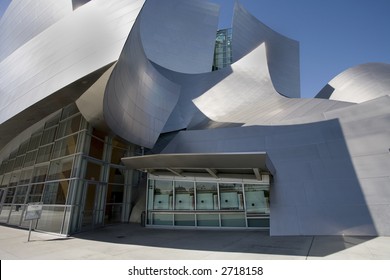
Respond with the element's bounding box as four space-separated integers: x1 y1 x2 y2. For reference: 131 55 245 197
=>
0 0 145 131
232 2 301 98
316 62 390 103
140 0 219 74
193 43 352 126
103 17 181 148
0 0 73 62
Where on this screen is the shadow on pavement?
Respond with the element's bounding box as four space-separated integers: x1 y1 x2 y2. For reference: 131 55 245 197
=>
72 223 374 257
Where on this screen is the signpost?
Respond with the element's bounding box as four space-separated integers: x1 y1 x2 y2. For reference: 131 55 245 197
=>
24 203 43 242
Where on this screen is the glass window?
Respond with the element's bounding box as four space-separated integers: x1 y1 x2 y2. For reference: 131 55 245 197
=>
89 136 105 160
40 126 57 146
56 115 81 139
14 186 28 204
36 144 53 163
47 157 73 181
152 180 173 210
174 181 194 210
36 205 66 234
23 150 37 167
32 165 48 183
219 183 244 210
244 184 270 214
18 141 29 156
8 171 21 187
4 187 16 203
174 214 195 226
28 133 42 151
27 184 44 203
5 159 15 173
85 161 102 181
1 173 11 188
152 213 173 226
61 103 79 120
42 181 69 204
108 167 125 184
0 205 11 223
197 214 219 227
52 134 78 159
19 168 33 185
221 213 246 227
13 155 25 170
106 184 124 203
111 138 128 164
44 112 61 128
0 162 7 175
196 182 218 210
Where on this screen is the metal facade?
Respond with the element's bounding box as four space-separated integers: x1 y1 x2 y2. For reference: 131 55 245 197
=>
0 0 389 236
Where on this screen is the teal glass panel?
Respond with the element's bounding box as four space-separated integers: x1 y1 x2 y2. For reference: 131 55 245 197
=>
174 214 195 226
244 184 270 214
197 214 219 227
196 182 218 210
221 213 246 227
152 213 173 226
153 180 173 210
247 218 270 228
219 183 244 210
175 181 194 210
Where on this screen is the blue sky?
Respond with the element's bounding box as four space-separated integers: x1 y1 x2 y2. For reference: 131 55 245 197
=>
1 0 389 98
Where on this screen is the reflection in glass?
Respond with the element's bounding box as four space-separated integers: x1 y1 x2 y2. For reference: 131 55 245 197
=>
244 184 270 214
0 205 11 223
52 134 78 159
152 180 173 210
36 206 66 234
221 213 246 227
174 181 194 210
28 184 44 203
42 181 69 204
32 165 48 183
219 183 243 210
175 214 195 226
196 182 218 210
47 157 73 181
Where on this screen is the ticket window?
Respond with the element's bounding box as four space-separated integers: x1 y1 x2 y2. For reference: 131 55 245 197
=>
195 182 218 210
174 181 194 210
219 183 244 210
244 184 270 214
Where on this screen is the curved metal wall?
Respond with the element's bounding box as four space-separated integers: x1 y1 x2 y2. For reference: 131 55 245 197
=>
193 43 351 126
0 0 73 62
103 0 221 146
0 0 145 148
103 17 181 149
140 0 219 74
231 2 301 98
316 62 390 103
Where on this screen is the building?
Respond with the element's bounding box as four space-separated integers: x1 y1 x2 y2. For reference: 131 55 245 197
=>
212 28 233 71
0 0 389 236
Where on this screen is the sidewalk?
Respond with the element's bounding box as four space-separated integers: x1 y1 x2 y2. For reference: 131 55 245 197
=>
0 223 389 260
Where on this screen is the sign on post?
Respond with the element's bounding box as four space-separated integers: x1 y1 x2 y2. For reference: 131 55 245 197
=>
24 203 43 242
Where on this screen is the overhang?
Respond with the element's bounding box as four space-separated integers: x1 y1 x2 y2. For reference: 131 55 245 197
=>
122 152 275 180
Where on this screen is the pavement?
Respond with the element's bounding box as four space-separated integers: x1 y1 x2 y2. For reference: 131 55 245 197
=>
0 223 390 260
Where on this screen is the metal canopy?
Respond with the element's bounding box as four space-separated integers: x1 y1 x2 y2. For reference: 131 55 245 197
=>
122 152 274 180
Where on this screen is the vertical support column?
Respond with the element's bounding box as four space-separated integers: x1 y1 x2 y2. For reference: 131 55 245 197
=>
123 144 136 223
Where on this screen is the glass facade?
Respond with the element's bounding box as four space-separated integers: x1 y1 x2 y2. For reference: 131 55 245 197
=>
0 103 135 235
146 176 270 229
212 28 233 71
